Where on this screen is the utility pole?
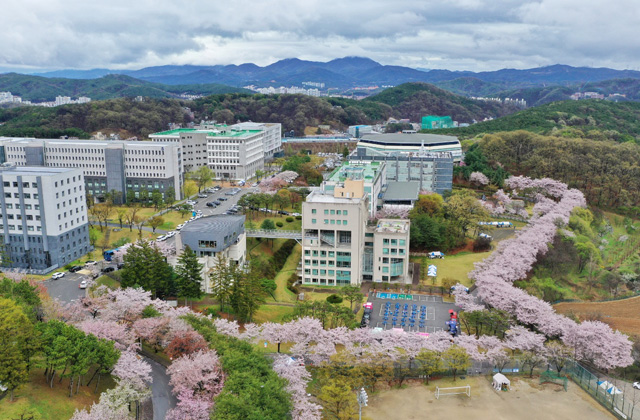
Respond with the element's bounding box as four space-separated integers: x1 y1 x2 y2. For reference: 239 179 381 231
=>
357 387 368 420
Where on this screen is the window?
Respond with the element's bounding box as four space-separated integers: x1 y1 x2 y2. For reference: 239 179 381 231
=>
382 266 389 273
312 250 318 257
383 239 389 245
399 239 406 246
304 250 310 256
198 240 217 248
329 251 335 257
336 210 341 215
311 219 316 224
337 220 341 225
2 182 7 187
383 248 389 255
391 239 397 245
324 209 329 215
343 220 347 226
324 219 329 224
5 204 11 209
311 209 316 214
343 210 348 216
330 210 335 215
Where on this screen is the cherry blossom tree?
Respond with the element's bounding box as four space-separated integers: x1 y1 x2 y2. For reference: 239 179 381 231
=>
79 319 138 351
276 171 300 183
112 351 152 391
470 172 489 186
166 330 209 360
273 355 323 420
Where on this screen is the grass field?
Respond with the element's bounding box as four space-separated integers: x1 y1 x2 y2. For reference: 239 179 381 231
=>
252 304 296 323
246 213 301 231
411 251 490 287
554 296 640 336
91 274 121 291
0 368 115 420
272 244 301 303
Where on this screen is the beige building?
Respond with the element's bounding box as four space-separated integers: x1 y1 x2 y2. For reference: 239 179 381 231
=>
301 182 410 286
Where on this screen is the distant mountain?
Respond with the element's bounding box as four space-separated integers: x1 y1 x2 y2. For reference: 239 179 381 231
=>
0 73 249 102
28 58 640 94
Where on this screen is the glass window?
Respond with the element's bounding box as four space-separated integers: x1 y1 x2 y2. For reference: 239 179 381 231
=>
330 210 335 215
343 220 347 225
383 248 389 255
331 220 335 224
312 209 316 214
324 219 329 224
311 219 316 224
328 251 335 257
383 239 389 244
382 266 389 273
391 239 397 245
313 250 318 256
343 210 348 216
305 250 310 255
337 220 341 225
324 209 329 215
399 239 406 246
328 270 334 276
336 210 341 215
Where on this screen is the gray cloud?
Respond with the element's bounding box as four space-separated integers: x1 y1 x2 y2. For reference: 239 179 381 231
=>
0 0 636 71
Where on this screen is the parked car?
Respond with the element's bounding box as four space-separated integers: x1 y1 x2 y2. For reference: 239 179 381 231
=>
84 260 97 266
117 262 125 270
79 280 88 289
198 193 208 198
166 231 176 238
186 200 196 206
102 267 115 273
52 272 65 280
478 233 492 240
69 265 83 273
251 183 258 187
156 235 167 242
176 224 184 230
213 200 222 205
206 202 217 207
634 382 640 390
429 251 445 259
219 197 227 201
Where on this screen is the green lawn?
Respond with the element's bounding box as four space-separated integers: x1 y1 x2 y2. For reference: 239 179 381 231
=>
91 275 121 291
90 226 158 250
0 368 115 420
245 213 301 231
412 251 491 287
106 206 157 224
272 244 301 303
252 304 295 323
155 210 191 231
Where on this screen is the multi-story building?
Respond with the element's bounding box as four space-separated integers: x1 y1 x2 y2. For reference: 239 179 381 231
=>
352 137 454 194
0 164 90 270
180 215 246 294
301 181 410 286
0 137 183 203
322 161 386 217
149 122 282 179
357 133 462 161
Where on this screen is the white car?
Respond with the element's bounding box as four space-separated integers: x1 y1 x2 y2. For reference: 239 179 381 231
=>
166 231 176 238
634 382 640 390
186 200 196 206
156 235 167 242
198 193 208 198
52 272 65 280
85 260 97 266
79 280 88 289
176 224 184 230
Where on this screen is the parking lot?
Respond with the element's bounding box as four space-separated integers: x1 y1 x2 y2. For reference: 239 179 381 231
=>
190 186 257 217
366 292 459 333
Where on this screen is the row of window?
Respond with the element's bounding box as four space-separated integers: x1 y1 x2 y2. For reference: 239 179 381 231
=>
1 214 41 221
304 259 351 268
0 225 42 232
303 278 351 286
4 192 39 199
2 181 37 188
311 219 348 226
304 250 351 257
382 248 406 255
382 238 406 246
312 209 349 216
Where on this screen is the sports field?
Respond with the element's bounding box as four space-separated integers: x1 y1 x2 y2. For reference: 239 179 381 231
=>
554 296 640 336
363 376 614 420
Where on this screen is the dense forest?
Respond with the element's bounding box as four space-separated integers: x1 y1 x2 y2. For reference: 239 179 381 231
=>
475 130 640 211
0 98 192 139
436 99 640 141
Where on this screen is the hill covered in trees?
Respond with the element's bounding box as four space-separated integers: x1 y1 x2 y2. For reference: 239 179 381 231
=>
0 73 249 102
0 98 192 139
436 100 640 141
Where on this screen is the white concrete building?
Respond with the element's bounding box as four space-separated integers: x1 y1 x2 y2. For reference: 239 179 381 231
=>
149 122 281 180
301 180 411 286
0 137 183 203
0 164 90 270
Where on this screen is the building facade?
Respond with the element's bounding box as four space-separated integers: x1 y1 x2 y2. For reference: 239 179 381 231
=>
150 122 282 180
357 133 462 161
0 164 90 270
180 215 246 294
0 137 183 203
301 182 411 286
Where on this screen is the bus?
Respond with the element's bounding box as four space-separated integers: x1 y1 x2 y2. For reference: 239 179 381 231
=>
103 248 119 262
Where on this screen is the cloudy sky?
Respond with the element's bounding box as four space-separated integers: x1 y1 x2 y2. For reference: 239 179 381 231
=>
2 0 639 72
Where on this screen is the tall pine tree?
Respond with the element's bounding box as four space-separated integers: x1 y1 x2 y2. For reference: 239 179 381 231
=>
175 246 204 306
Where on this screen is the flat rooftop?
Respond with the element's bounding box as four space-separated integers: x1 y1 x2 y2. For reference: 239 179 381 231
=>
151 127 261 138
0 137 178 148
306 189 364 204
327 161 384 183
383 182 420 201
375 219 410 233
0 165 80 176
359 133 459 146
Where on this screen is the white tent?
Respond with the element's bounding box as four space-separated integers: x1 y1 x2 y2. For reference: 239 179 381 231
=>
492 373 511 391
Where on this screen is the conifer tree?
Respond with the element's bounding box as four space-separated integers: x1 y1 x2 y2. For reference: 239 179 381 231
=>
175 246 204 306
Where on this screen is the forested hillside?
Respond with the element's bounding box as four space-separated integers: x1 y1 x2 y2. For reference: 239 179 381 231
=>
0 73 248 102
437 100 640 141
0 98 192 139
475 131 640 210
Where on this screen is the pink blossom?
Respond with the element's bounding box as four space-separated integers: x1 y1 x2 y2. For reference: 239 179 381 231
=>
167 350 224 400
470 172 489 186
112 351 152 391
272 355 322 420
79 319 138 351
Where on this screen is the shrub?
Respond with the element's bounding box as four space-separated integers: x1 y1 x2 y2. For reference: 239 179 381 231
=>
473 236 492 252
141 305 161 318
286 217 294 223
326 294 343 304
295 215 302 220
273 240 297 272
287 272 299 294
112 237 130 247
276 221 284 227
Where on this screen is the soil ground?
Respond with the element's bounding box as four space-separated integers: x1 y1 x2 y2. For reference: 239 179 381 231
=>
555 296 640 336
363 376 614 420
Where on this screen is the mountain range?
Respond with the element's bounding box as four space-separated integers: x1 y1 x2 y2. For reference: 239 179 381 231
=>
29 57 640 91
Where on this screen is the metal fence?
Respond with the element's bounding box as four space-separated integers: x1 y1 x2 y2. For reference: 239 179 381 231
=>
566 360 638 420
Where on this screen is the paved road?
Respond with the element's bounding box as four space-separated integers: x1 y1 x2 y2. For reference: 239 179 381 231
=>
147 358 177 420
191 186 257 217
43 265 175 420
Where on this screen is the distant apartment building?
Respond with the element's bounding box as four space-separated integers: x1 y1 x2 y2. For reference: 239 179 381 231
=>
0 137 183 203
301 180 410 286
180 215 246 294
0 164 90 270
149 122 281 180
348 125 375 138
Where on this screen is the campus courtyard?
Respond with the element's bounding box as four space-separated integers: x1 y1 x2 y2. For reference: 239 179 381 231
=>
366 292 459 333
363 376 615 420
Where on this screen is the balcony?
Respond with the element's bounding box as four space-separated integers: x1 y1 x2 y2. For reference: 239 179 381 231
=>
390 262 404 277
320 233 335 246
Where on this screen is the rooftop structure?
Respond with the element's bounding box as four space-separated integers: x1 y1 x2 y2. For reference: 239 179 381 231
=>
382 182 420 206
421 115 455 130
323 161 386 217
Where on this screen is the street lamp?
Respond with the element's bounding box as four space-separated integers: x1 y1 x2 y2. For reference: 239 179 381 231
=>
357 387 368 420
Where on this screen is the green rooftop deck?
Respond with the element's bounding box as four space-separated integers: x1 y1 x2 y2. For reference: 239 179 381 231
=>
151 127 261 137
327 161 384 183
